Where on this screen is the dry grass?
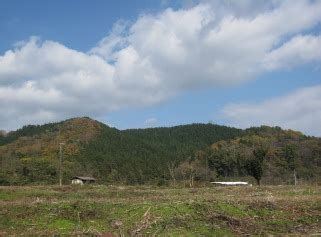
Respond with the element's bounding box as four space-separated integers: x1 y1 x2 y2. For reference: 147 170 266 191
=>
0 184 321 235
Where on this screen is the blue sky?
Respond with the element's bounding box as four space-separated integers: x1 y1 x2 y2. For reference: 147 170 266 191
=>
0 0 181 53
0 0 321 136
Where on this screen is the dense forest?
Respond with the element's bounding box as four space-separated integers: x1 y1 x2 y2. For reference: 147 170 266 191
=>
0 117 320 185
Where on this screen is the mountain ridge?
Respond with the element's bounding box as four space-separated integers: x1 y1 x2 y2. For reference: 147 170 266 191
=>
0 117 320 185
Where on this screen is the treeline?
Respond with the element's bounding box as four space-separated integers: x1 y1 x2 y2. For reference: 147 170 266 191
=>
72 123 243 184
0 123 60 146
185 127 321 186
0 118 320 185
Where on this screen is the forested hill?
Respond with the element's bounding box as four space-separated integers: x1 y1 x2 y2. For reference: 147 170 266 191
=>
0 117 242 184
76 123 244 184
0 117 320 185
123 124 243 158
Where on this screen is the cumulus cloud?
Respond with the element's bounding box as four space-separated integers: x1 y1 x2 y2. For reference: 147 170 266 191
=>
221 85 321 136
263 35 321 70
0 37 167 129
1 0 321 130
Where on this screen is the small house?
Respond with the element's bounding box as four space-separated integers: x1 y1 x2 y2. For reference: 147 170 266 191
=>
71 176 96 185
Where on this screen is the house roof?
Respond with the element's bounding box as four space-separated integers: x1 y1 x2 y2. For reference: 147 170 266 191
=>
72 176 96 181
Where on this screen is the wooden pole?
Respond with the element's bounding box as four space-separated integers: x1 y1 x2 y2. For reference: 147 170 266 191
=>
205 156 208 181
294 169 297 186
59 143 64 187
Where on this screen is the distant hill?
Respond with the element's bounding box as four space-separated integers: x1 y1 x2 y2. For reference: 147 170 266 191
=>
76 122 243 184
198 126 321 185
0 117 320 185
0 118 103 184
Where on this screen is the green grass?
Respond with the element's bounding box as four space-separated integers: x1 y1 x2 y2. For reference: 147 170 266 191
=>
0 185 321 235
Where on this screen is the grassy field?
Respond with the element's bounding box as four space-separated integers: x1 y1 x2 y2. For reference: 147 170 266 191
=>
0 184 321 236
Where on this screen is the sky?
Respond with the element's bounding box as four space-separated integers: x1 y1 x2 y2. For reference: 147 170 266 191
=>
0 0 321 136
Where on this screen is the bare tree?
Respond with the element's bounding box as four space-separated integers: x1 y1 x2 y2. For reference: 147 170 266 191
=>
168 162 176 184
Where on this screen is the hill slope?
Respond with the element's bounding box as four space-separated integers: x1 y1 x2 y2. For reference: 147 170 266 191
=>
0 117 103 184
75 123 243 184
195 126 321 185
0 117 320 185
0 118 242 184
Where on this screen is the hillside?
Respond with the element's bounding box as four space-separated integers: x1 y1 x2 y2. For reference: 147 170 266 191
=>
0 117 320 185
76 123 243 184
196 126 321 185
0 117 103 184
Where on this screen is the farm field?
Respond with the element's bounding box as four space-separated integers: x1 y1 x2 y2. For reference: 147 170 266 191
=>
0 185 321 236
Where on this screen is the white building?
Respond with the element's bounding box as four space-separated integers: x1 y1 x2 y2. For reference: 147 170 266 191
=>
211 181 250 186
71 176 96 185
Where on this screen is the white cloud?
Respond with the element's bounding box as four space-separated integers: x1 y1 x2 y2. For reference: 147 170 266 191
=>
144 118 158 127
221 85 321 136
89 21 129 62
263 35 321 70
0 38 167 129
1 0 321 130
